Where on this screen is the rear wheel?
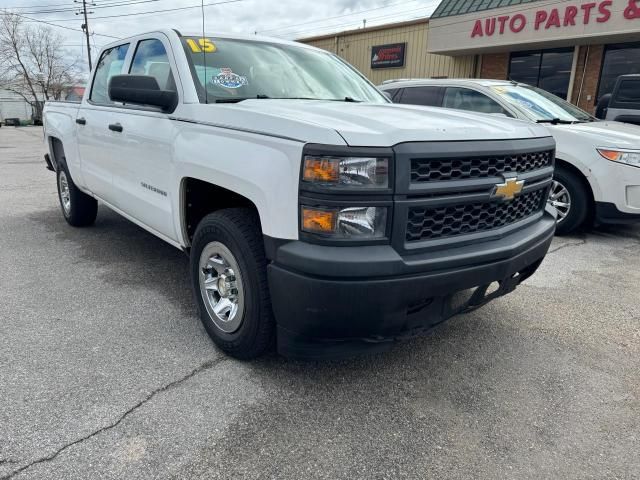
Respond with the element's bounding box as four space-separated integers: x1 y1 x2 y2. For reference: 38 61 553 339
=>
56 163 98 227
549 167 588 235
190 208 274 359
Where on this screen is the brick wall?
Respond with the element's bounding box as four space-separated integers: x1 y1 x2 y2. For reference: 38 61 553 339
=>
570 45 604 114
479 52 510 80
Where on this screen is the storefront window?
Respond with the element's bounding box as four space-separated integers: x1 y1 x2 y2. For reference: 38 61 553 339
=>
597 42 640 101
508 48 574 100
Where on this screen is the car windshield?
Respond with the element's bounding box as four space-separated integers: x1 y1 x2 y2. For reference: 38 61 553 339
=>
490 84 595 123
181 36 388 104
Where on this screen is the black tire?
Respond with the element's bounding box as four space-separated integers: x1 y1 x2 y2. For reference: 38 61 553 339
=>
190 208 274 359
551 166 589 235
56 162 98 227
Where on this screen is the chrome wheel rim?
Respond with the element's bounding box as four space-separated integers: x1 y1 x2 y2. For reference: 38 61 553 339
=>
59 171 71 216
549 180 571 223
198 242 245 333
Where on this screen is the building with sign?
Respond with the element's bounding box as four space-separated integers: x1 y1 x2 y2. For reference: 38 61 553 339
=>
301 0 640 112
300 18 478 86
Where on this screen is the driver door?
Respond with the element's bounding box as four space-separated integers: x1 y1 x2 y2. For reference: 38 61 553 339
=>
109 35 180 241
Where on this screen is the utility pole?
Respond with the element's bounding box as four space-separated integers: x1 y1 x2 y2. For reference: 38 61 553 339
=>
75 0 94 71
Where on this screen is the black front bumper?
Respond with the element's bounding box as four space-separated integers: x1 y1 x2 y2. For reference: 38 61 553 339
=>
268 212 556 359
595 202 640 225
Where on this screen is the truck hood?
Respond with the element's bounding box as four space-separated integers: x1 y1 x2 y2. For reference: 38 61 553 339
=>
550 120 640 149
219 100 549 146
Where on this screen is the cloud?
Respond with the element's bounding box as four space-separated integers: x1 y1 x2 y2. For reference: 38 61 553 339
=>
0 0 438 70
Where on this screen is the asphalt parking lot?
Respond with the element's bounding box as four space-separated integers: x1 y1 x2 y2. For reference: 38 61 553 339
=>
1 125 639 479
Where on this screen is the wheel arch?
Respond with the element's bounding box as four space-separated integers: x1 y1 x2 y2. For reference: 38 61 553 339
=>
48 136 65 171
179 177 263 248
555 157 595 220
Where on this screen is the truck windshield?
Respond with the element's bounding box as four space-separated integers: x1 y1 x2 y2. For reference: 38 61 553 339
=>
490 85 595 123
181 36 388 104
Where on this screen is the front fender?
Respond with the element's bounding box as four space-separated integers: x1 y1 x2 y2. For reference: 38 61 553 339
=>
553 131 603 202
173 123 305 242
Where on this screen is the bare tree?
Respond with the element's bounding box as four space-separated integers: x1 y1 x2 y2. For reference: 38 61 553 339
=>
0 12 80 120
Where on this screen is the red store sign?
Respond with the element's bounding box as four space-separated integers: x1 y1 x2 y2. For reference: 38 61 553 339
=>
471 0 640 37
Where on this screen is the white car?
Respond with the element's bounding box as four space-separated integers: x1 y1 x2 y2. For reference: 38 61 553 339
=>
380 79 640 234
43 30 556 359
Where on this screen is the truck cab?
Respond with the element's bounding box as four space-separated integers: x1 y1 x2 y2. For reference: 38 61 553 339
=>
43 30 556 359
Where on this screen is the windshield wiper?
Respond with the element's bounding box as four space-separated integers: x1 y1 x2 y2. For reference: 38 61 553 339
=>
214 96 364 103
214 94 270 103
536 118 574 125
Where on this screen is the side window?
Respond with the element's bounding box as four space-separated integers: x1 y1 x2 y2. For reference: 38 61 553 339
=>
129 39 176 91
443 87 508 115
397 86 444 107
90 43 130 104
383 88 399 101
615 79 640 104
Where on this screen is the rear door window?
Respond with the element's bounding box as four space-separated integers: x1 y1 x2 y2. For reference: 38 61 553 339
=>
397 86 444 106
443 87 509 115
90 44 130 104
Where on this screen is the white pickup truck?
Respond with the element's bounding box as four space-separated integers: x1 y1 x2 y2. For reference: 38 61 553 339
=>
43 30 557 359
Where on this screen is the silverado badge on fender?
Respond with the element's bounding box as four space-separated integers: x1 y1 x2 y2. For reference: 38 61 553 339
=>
492 177 525 201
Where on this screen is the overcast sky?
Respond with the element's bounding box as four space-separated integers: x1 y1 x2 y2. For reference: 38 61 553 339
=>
0 0 439 70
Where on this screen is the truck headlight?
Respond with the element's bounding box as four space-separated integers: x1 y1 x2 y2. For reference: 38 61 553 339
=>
302 156 389 189
597 148 640 168
301 206 387 239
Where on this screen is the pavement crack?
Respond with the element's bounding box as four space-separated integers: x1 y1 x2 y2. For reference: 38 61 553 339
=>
547 238 586 254
1 357 227 480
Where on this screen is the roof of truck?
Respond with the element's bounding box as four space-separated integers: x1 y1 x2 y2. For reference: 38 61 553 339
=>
101 28 314 51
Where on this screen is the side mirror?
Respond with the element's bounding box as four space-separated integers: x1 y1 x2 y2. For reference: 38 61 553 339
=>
108 75 178 112
595 93 611 120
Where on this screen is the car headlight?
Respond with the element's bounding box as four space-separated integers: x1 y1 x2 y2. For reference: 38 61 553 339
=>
597 148 640 168
301 205 387 239
302 155 389 189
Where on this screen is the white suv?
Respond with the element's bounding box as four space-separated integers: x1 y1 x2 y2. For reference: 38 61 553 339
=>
380 79 640 234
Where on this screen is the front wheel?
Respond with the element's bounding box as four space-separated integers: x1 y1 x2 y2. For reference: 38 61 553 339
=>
548 167 588 235
190 209 274 359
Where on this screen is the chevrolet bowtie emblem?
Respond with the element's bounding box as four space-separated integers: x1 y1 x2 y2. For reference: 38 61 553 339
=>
492 177 525 201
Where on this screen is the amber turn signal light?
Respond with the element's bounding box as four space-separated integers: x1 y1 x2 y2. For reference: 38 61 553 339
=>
597 149 620 161
302 157 339 183
301 207 336 234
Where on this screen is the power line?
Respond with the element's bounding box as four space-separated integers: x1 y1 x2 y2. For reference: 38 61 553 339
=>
258 0 418 34
278 4 438 39
14 0 245 22
1 1 79 8
12 0 163 15
7 11 121 39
